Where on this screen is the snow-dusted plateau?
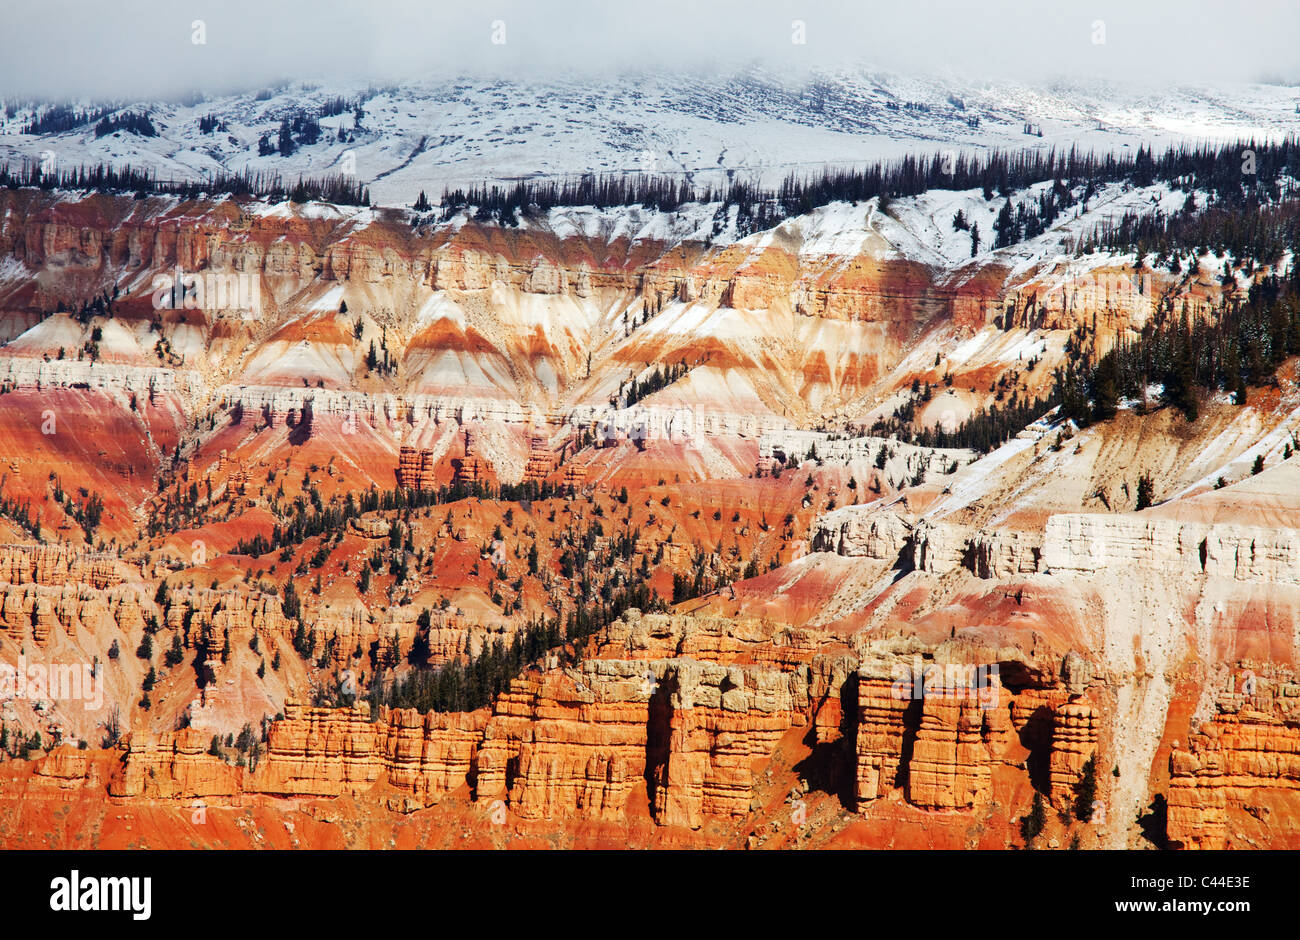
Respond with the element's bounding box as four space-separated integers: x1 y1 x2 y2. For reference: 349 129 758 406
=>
3 66 1299 203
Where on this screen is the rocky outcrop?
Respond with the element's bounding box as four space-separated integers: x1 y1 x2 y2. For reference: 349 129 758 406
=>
476 641 810 828
396 444 438 489
0 582 145 645
0 544 126 589
454 429 494 486
158 587 290 651
256 702 395 797
109 728 244 799
969 529 1043 579
472 612 820 826
854 641 1088 814
908 512 1300 585
910 520 969 574
109 703 488 807
1047 696 1099 810
257 703 487 806
1167 711 1300 849
384 707 488 807
1168 668 1300 849
855 673 911 804
811 509 911 558
651 659 805 829
999 264 1215 336
910 521 1043 577
1043 514 1300 582
522 431 557 483
32 746 104 790
475 665 651 822
905 684 1013 810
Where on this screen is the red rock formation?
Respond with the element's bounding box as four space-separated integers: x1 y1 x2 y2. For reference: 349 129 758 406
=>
396 444 438 489
562 461 588 488
1047 696 1099 810
0 581 145 646
855 675 910 805
522 431 556 483
455 429 493 486
383 707 487 808
1169 701 1300 849
109 728 243 799
651 659 804 828
905 685 1012 810
475 667 649 822
108 703 488 807
0 544 124 589
855 649 1086 815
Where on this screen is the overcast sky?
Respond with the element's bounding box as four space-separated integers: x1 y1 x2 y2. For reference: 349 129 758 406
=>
3 0 1297 100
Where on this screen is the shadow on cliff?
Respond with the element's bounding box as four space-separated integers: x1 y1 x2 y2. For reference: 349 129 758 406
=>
1138 794 1170 849
998 659 1055 795
793 672 865 810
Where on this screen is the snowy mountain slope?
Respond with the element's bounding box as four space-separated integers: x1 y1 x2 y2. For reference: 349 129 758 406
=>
2 65 1298 208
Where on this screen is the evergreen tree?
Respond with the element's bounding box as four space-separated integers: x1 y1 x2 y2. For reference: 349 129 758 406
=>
1074 756 1098 822
994 198 1017 248
1135 474 1155 510
164 633 184 667
1022 792 1047 845
1091 352 1120 422
277 118 295 157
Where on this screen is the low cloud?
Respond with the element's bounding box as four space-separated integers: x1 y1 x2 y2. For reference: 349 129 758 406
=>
1 0 1296 101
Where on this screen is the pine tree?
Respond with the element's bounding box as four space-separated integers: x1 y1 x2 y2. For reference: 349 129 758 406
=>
1074 755 1098 822
164 633 184 667
994 198 1017 248
1022 792 1047 845
1135 474 1154 510
1166 324 1199 422
277 118 295 157
1091 353 1120 422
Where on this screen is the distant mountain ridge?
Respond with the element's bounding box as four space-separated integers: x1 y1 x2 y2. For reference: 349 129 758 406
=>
2 65 1298 207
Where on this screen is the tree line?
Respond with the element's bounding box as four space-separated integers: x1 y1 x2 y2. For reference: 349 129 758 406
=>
438 136 1300 232
0 161 370 206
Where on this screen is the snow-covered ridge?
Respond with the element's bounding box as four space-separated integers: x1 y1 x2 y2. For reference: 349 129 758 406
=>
3 65 1297 208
